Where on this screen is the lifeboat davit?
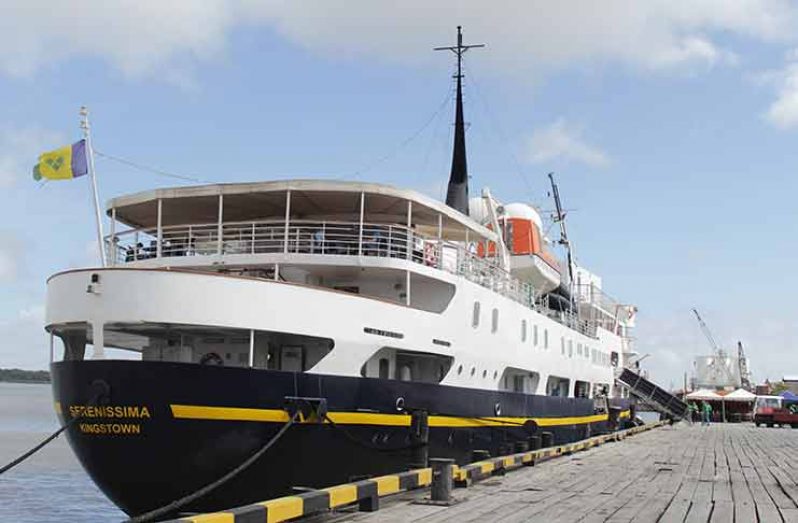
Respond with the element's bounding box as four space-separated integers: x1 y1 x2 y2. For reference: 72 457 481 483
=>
469 199 562 294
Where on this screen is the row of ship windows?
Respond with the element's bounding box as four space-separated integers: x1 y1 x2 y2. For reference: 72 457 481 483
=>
471 301 613 368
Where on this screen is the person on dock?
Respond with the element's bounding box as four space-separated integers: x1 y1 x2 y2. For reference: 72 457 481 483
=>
688 402 699 423
701 401 713 426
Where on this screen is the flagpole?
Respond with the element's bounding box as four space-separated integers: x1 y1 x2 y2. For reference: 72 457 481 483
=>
80 106 107 267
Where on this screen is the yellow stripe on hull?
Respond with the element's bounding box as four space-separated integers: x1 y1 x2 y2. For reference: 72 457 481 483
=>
170 404 631 428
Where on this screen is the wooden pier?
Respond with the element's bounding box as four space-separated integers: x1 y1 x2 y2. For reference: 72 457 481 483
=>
307 423 798 522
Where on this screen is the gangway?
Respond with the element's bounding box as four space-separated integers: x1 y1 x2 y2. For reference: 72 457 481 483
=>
616 367 689 420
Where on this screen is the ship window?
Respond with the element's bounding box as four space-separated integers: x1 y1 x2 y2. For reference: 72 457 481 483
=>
491 308 499 333
561 337 565 355
575 380 590 398
577 343 583 356
457 364 463 375
521 320 527 342
544 329 549 349
472 301 480 328
361 347 453 384
533 324 539 347
95 322 333 371
500 368 540 394
568 340 573 358
546 375 570 397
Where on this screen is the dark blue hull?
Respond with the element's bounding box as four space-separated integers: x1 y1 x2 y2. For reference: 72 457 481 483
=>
51 360 628 518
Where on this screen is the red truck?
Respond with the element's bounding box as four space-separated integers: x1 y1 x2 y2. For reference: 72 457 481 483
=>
754 396 798 428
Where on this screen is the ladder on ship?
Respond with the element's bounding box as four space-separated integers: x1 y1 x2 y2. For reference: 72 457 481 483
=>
616 367 689 421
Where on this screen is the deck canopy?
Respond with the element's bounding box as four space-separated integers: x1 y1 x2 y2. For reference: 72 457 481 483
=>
106 179 497 242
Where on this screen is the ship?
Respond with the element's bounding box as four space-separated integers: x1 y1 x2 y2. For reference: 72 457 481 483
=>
47 27 638 518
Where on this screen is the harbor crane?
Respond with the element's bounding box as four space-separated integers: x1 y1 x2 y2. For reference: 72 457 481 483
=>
691 308 734 386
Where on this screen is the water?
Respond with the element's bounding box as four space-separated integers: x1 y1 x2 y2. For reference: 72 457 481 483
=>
0 382 125 522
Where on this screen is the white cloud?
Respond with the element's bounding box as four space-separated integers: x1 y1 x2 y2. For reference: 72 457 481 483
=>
525 119 610 167
764 56 798 128
0 127 65 187
1 1 797 80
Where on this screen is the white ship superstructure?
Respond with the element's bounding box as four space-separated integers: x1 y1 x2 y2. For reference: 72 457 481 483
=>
49 179 635 399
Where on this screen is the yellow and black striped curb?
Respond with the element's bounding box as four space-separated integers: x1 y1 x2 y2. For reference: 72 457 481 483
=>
170 421 669 523
175 468 432 523
452 419 670 485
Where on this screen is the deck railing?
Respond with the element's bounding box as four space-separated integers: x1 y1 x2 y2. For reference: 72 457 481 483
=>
106 220 538 311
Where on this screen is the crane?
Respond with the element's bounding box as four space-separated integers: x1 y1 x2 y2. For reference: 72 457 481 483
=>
691 308 735 387
691 308 724 358
737 341 752 390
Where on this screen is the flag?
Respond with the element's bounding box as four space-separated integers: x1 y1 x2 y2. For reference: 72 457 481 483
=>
32 139 88 181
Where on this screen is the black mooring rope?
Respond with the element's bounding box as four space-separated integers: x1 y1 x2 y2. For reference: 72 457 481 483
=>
0 393 103 475
128 411 299 523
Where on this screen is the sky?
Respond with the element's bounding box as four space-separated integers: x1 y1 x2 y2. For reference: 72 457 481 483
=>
0 1 797 388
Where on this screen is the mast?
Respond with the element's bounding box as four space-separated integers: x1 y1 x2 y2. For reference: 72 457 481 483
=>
435 26 484 215
548 172 575 295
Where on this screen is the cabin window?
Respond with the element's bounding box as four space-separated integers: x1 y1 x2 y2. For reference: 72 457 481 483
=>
575 380 591 398
361 347 453 384
378 358 390 379
544 329 549 349
91 322 334 371
561 337 565 355
577 343 583 357
533 324 539 347
568 340 573 358
500 368 541 394
521 320 527 342
546 375 570 397
472 301 480 328
491 308 499 333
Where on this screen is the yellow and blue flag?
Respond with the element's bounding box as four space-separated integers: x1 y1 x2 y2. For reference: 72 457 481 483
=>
32 140 88 181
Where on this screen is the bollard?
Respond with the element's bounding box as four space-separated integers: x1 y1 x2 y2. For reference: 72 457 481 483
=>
410 410 429 468
430 458 455 503
541 431 554 448
528 435 542 450
472 449 491 462
514 441 529 453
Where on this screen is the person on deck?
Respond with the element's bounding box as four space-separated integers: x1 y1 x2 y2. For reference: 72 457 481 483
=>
701 401 713 426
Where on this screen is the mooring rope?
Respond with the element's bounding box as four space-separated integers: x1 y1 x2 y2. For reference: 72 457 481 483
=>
322 412 427 453
128 411 299 523
0 391 104 476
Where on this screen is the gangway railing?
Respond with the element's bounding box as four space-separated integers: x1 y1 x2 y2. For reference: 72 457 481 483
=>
616 367 688 420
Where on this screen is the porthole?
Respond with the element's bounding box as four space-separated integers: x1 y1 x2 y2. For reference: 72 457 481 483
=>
457 364 463 375
470 367 476 376
493 370 498 379
494 402 502 416
482 369 487 378
395 397 405 411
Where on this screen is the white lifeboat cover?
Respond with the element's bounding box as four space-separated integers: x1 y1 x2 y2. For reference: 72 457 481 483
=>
503 203 543 229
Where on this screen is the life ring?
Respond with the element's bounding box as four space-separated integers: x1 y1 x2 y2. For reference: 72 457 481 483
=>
424 243 438 266
200 352 224 366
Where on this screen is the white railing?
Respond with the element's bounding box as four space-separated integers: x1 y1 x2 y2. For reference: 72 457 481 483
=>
107 219 538 311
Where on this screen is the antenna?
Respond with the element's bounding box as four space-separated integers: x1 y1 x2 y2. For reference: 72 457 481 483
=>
435 26 485 215
547 172 575 292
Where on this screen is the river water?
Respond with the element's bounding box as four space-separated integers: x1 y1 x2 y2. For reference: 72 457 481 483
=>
0 382 124 522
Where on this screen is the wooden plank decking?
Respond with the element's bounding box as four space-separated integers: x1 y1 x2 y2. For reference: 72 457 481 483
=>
309 423 798 522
